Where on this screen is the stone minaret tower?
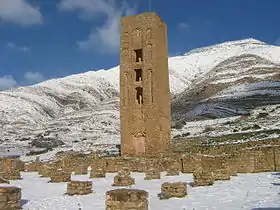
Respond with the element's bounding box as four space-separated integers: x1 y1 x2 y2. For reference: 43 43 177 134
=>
119 12 171 156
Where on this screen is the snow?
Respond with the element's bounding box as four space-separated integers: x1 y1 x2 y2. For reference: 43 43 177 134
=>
1 38 280 159
2 171 280 210
211 81 280 99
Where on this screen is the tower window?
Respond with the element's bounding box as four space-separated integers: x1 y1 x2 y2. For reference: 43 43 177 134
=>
134 49 143 62
135 69 142 81
135 87 143 104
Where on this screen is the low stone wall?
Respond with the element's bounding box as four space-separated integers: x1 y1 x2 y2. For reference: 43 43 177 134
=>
160 182 187 199
213 168 231 181
49 171 71 183
90 154 182 174
106 189 148 210
0 158 25 174
24 162 41 172
0 186 21 209
144 168 160 180
38 166 57 178
67 181 93 196
0 170 21 180
23 140 280 179
0 177 9 184
112 170 135 186
90 168 106 178
166 165 180 176
275 146 280 171
193 169 215 187
72 165 88 175
252 147 275 172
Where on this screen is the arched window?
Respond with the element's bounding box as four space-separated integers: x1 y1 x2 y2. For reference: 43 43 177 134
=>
135 87 143 104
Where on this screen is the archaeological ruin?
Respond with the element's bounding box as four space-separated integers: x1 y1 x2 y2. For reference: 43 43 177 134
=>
0 186 21 210
106 189 149 210
119 12 171 156
66 180 93 196
160 182 187 199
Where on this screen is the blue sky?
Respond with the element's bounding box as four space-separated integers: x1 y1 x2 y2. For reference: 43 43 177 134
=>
0 0 280 90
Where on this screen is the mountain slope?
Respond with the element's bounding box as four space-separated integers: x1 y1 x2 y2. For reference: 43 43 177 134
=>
1 38 280 157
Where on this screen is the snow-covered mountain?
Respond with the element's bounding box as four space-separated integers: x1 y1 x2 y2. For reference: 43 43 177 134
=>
1 38 280 158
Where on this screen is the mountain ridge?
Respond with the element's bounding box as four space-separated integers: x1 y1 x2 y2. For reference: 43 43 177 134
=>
1 38 280 159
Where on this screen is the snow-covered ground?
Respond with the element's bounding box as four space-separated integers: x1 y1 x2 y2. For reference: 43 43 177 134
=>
2 171 280 210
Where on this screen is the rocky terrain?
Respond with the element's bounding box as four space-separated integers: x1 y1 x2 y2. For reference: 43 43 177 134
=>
0 38 280 159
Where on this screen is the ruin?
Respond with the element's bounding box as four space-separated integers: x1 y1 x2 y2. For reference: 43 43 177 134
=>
144 168 160 180
120 12 171 156
0 169 21 180
0 186 21 209
67 181 93 196
90 168 106 178
49 170 71 183
166 164 180 176
159 182 187 199
192 167 215 187
106 189 149 210
112 169 135 186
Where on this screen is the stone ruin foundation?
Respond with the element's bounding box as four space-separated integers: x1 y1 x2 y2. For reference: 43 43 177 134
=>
214 168 232 181
0 170 21 180
73 166 88 175
0 186 21 210
90 168 106 178
106 189 148 210
0 177 9 184
159 182 187 199
192 168 215 187
67 181 93 196
165 168 180 176
49 170 71 183
144 168 160 180
39 166 56 178
112 169 135 186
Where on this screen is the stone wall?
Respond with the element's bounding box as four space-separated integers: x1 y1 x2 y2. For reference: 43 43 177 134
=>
90 168 106 178
144 168 160 180
0 177 9 184
0 158 24 172
106 189 148 210
90 154 182 173
275 146 280 170
112 169 135 186
0 186 21 209
25 141 280 177
49 170 71 183
67 181 93 196
160 182 187 199
193 169 215 187
0 170 21 180
252 146 275 172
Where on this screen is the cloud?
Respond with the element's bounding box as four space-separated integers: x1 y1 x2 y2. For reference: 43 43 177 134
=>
0 75 18 91
0 0 43 26
58 0 137 54
6 42 31 53
178 22 191 34
0 71 47 91
23 72 45 85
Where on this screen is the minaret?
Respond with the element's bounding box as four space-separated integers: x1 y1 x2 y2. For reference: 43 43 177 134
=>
119 12 171 156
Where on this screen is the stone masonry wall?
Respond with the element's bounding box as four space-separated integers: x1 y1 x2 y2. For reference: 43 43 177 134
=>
160 182 187 199
106 189 148 210
0 186 21 210
67 181 93 196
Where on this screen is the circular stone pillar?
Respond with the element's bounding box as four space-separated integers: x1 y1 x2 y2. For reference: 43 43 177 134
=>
105 189 148 210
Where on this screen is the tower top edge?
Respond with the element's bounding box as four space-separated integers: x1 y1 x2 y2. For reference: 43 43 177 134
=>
121 12 165 24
